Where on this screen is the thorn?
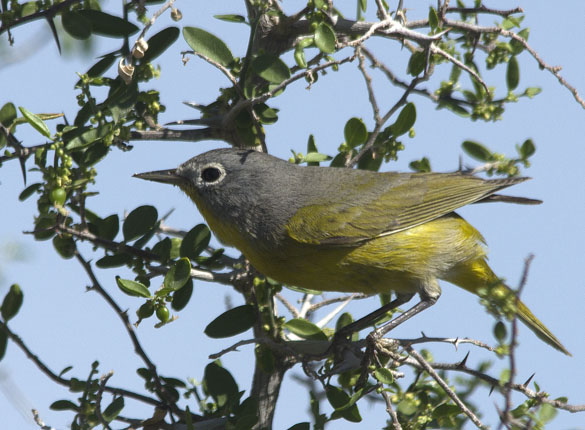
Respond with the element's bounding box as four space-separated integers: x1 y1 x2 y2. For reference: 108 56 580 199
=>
523 373 535 387
420 331 427 337
453 336 460 350
489 385 495 396
458 351 470 368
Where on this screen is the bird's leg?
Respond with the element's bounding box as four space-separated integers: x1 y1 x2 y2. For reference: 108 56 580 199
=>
356 292 439 388
333 294 414 344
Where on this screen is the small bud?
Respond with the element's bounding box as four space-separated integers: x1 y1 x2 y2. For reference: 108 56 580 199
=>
171 8 182 21
132 38 149 59
118 58 135 85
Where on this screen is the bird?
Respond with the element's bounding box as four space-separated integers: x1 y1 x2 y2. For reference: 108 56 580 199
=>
135 148 569 355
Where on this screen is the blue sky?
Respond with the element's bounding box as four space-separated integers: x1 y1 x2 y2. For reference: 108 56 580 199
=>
1 1 584 429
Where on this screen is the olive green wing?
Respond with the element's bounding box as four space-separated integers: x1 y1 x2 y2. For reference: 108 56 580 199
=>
285 173 528 246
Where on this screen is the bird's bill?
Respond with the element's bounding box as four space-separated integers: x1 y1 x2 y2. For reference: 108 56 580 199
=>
133 169 186 186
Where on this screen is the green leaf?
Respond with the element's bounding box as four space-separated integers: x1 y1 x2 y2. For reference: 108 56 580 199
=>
86 54 117 78
409 157 431 172
102 396 124 422
359 0 367 13
205 305 257 338
152 237 172 261
432 404 462 419
96 253 132 268
61 11 91 39
65 124 111 150
0 102 17 126
50 400 79 411
314 22 336 54
98 214 119 241
519 139 535 159
391 103 416 137
428 7 439 30
171 279 193 311
164 258 191 291
1 284 23 321
284 318 328 341
204 362 239 408
0 329 7 361
294 45 307 68
326 385 362 422
506 56 520 91
523 87 541 98
304 152 330 163
180 224 211 260
510 28 529 55
397 398 418 415
287 423 310 430
116 277 151 298
462 140 492 161
18 183 42 201
142 27 180 63
494 321 507 342
344 117 367 147
252 54 291 84
373 368 394 384
538 403 557 423
18 106 51 138
214 14 246 23
357 148 382 172
52 236 76 259
123 205 158 242
78 10 139 37
183 27 234 67
407 51 426 76
254 103 279 124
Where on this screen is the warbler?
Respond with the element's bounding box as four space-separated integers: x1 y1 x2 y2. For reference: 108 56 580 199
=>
135 148 569 355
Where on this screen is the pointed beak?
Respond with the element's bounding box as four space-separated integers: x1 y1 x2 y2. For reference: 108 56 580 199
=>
133 168 186 186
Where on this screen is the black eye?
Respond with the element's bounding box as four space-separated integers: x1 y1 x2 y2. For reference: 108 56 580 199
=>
201 167 221 182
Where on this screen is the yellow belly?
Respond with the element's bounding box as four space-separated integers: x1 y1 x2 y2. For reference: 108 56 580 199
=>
243 213 490 295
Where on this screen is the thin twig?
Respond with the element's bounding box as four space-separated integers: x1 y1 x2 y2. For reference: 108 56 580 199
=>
357 47 381 123
406 346 488 429
275 293 300 318
500 254 535 429
0 0 81 35
132 0 176 51
399 334 496 352
95 371 115 430
445 6 523 17
0 321 161 407
307 293 371 314
32 409 55 430
381 391 403 430
74 252 178 414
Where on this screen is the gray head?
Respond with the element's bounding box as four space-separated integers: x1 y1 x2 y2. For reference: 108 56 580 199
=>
134 148 308 247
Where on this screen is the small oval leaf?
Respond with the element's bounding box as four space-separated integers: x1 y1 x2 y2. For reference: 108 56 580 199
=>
314 22 336 54
50 400 79 411
204 305 257 338
180 224 211 260
344 117 367 147
116 277 151 298
183 27 234 67
391 103 416 137
251 54 291 84
142 27 180 63
1 284 23 321
102 396 124 422
0 102 17 127
123 205 158 242
18 183 42 201
171 279 193 311
19 106 51 138
284 318 328 341
373 368 394 384
506 56 520 91
462 140 492 162
62 11 92 39
164 258 191 291
78 10 139 38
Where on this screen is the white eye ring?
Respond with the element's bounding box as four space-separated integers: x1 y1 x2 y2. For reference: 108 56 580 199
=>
198 162 226 186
